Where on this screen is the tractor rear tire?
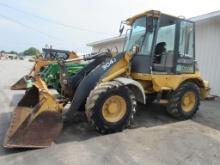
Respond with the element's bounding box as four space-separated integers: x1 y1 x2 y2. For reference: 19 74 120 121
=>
166 82 200 120
85 81 136 134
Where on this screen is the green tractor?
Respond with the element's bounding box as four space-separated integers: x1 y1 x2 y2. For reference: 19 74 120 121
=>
39 63 85 93
11 48 85 92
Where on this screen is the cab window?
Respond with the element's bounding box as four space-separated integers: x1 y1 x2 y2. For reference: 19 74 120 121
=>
153 15 176 64
179 21 194 58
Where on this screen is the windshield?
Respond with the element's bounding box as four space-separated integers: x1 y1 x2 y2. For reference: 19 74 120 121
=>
42 50 69 60
124 17 146 52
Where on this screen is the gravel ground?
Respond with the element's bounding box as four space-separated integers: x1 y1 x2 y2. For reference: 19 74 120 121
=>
0 60 220 165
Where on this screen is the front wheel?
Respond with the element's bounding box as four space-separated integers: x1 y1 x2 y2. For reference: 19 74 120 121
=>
166 82 200 120
85 81 136 134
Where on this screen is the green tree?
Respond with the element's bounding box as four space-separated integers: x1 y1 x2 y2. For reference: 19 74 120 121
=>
23 47 40 56
9 50 18 54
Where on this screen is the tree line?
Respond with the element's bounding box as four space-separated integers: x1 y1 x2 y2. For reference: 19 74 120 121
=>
1 47 40 56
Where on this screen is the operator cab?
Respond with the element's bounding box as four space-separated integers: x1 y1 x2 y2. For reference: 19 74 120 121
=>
123 10 195 75
42 48 70 60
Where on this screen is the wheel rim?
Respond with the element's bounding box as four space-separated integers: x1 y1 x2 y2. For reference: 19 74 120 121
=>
102 95 126 123
181 91 196 113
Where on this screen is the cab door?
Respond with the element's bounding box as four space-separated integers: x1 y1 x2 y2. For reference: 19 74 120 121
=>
129 17 156 74
152 15 177 73
131 31 155 74
175 20 195 74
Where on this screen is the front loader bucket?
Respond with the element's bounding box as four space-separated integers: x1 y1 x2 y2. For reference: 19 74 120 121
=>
4 86 63 148
10 75 29 90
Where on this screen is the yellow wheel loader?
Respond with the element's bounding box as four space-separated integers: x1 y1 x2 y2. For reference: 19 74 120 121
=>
4 10 210 148
10 48 79 90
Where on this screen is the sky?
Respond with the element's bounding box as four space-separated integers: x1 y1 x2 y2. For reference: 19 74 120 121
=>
0 0 219 53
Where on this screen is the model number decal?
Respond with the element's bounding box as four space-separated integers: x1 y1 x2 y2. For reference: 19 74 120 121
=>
102 58 117 70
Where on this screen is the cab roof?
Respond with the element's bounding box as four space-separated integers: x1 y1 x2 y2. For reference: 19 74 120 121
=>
126 10 160 25
126 10 191 25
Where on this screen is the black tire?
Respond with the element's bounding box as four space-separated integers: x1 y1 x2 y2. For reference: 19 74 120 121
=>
85 81 136 134
166 82 200 120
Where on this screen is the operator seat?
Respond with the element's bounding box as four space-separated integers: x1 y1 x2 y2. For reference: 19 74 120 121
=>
153 42 166 64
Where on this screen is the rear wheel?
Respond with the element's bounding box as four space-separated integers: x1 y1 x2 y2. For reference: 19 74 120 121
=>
85 81 136 134
166 82 200 120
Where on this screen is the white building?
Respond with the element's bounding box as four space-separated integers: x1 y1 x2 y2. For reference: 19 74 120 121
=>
87 11 220 96
87 35 126 53
191 11 220 96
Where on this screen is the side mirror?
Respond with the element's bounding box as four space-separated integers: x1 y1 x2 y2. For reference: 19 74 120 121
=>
119 21 125 36
119 25 124 36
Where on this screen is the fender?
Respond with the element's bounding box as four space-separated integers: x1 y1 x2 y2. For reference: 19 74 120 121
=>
115 77 146 104
66 52 126 115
